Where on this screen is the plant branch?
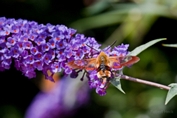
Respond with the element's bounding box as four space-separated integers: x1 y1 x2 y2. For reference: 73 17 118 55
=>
120 74 170 90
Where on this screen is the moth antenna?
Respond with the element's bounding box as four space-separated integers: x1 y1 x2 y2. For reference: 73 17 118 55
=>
86 40 117 52
110 40 117 47
104 40 117 51
86 44 100 52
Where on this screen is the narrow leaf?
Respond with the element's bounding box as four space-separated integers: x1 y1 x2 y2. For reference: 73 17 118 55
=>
162 44 177 48
83 0 109 15
129 38 166 56
70 10 126 32
165 83 177 105
110 76 125 94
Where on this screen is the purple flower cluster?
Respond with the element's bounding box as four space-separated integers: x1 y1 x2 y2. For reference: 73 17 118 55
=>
0 17 129 96
0 17 100 81
25 75 89 118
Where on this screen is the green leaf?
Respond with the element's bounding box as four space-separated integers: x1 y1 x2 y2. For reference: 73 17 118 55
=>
162 44 177 48
110 76 125 94
165 83 177 105
129 38 166 56
83 0 109 15
70 12 125 32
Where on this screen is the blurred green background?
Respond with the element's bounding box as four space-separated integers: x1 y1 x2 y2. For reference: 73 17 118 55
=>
1 0 177 118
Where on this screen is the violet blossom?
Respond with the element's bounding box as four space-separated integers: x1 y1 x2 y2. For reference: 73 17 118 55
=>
25 74 89 118
0 17 130 96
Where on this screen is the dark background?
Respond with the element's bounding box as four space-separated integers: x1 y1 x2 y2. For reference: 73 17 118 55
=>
0 0 177 118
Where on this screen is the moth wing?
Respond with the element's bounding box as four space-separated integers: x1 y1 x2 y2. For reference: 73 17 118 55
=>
109 56 122 69
67 58 97 71
84 58 97 71
119 56 140 67
109 56 140 69
67 60 85 70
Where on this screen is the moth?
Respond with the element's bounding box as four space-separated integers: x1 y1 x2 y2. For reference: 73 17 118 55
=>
67 50 140 88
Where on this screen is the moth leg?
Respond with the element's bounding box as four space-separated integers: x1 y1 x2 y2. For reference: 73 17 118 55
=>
80 70 87 81
101 77 111 89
